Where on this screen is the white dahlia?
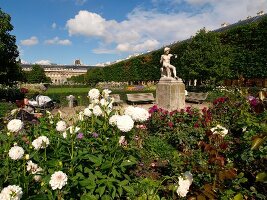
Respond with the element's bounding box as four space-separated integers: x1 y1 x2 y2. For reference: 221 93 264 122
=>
8 146 24 160
56 121 67 132
32 136 49 150
49 171 68 190
84 107 92 117
7 119 23 133
26 160 43 182
93 105 103 116
0 185 23 200
130 107 150 122
124 106 136 117
210 125 228 137
88 88 100 100
177 171 193 197
116 115 134 132
109 114 119 126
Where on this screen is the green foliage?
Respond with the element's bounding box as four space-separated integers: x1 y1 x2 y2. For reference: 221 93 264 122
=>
71 16 267 85
180 28 232 84
0 8 23 85
25 64 51 83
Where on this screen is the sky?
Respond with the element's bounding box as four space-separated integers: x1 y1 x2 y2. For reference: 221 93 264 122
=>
1 0 266 66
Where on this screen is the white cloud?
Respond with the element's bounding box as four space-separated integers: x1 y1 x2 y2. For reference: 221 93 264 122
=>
66 0 267 54
75 0 87 5
52 22 57 29
44 37 72 45
20 36 39 46
116 39 159 52
20 59 28 64
34 60 52 65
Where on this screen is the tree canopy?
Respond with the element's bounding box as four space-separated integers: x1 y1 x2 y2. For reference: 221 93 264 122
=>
24 64 51 83
0 8 23 85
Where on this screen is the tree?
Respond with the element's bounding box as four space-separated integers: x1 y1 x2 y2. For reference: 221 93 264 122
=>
179 28 232 85
0 8 23 85
25 65 51 83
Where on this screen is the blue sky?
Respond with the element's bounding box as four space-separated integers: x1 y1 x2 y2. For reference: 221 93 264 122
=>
1 0 266 66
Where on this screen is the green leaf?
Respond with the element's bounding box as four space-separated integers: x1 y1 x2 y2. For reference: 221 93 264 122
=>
81 194 98 200
233 193 243 200
119 180 129 186
87 155 102 166
122 185 134 193
256 172 267 182
95 186 106 196
101 195 111 200
101 161 113 170
251 137 265 150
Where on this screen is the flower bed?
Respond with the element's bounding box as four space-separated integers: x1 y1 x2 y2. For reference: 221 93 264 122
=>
0 88 266 199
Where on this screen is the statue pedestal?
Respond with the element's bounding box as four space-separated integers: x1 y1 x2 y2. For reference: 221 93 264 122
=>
156 77 185 111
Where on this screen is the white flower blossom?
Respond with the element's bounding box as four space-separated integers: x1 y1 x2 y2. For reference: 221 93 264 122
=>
124 106 135 117
100 98 108 106
62 126 80 138
131 107 150 122
78 111 84 121
93 105 103 116
7 119 23 133
56 121 67 132
8 146 24 160
84 107 92 117
102 89 111 98
177 171 193 197
88 88 100 100
109 114 119 126
119 136 127 146
26 160 43 182
11 109 19 116
49 171 68 190
32 136 50 150
116 115 134 132
210 125 228 137
0 185 23 200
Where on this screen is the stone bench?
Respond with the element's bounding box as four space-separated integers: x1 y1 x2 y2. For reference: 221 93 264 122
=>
110 94 123 105
126 93 155 104
185 92 208 104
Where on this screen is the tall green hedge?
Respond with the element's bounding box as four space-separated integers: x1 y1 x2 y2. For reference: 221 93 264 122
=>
75 15 267 84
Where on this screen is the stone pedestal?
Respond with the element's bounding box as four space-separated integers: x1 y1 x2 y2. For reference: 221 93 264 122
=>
156 77 185 111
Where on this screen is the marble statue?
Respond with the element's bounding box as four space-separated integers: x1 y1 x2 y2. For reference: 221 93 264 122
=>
160 47 178 79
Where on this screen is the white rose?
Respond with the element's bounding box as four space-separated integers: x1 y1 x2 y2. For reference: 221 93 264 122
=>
7 119 23 133
49 171 68 190
0 185 23 200
56 121 67 132
88 88 100 100
8 146 24 160
116 115 134 132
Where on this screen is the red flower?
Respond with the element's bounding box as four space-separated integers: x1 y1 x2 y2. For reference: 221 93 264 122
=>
20 88 29 94
168 121 174 128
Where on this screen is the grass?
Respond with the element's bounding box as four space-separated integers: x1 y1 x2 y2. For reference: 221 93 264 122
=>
44 87 90 95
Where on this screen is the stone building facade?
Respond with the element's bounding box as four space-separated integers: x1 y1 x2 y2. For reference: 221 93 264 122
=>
21 62 93 84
